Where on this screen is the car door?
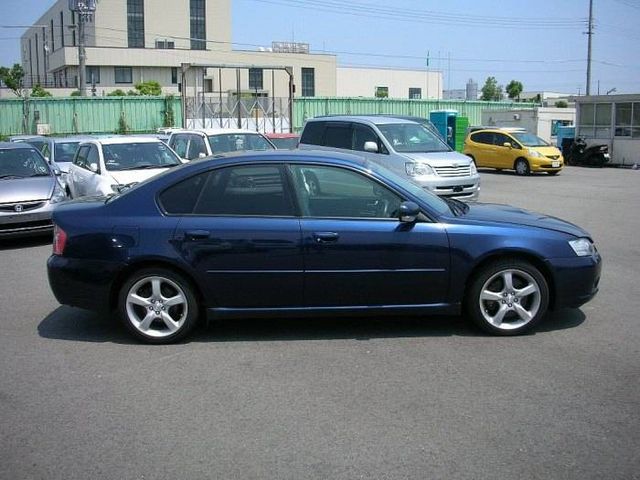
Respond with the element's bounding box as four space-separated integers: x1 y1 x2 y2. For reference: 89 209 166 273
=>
492 132 519 169
186 134 209 159
69 145 90 197
289 164 450 307
469 132 496 167
169 134 190 161
84 144 107 196
170 164 304 308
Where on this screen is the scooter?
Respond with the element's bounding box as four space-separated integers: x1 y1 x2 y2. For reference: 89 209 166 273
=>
566 137 610 167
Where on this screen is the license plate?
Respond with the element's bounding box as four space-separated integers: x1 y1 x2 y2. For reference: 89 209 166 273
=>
552 161 560 168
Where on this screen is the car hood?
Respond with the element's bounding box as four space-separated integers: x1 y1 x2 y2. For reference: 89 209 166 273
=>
0 176 54 203
402 151 473 166
457 202 589 238
108 168 172 185
528 146 562 156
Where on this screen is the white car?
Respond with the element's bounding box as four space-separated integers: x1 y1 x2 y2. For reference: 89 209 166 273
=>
66 136 182 198
167 128 275 161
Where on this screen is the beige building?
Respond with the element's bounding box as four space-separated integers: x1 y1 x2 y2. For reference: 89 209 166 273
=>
337 67 442 100
20 0 336 98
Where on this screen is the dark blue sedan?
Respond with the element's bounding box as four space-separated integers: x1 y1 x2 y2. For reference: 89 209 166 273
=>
47 151 601 343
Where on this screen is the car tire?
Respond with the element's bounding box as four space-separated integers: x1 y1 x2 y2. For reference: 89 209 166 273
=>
465 258 549 336
514 158 530 176
118 267 200 344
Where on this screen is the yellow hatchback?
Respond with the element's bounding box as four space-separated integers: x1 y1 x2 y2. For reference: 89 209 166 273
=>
463 129 564 176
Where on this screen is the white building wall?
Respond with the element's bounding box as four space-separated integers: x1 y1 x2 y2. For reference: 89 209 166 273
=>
482 107 576 142
336 67 442 99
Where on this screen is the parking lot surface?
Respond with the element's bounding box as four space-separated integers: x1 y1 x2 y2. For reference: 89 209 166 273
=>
1 166 639 480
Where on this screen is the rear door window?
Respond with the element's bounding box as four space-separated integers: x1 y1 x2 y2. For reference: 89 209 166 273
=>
324 123 352 150
159 172 210 214
300 121 325 145
471 132 494 145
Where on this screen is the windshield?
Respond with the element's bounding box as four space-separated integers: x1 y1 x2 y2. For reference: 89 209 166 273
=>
208 134 274 153
366 162 451 216
0 148 51 179
102 142 181 171
269 137 299 150
377 123 451 153
54 142 81 163
512 132 550 147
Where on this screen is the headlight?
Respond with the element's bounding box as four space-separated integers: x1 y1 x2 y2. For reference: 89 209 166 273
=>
50 181 67 204
111 184 121 193
405 162 435 177
528 149 543 158
469 161 477 175
569 238 596 256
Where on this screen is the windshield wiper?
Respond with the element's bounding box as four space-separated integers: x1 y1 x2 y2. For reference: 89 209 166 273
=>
0 174 24 180
443 197 469 216
115 164 173 171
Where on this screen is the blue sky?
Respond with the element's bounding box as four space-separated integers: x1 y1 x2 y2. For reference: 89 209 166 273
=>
1 0 639 94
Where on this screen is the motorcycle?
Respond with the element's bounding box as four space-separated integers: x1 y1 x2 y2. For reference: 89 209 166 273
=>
566 137 610 167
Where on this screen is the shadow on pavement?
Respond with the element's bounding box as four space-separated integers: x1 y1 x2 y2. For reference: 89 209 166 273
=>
0 234 52 251
38 305 586 344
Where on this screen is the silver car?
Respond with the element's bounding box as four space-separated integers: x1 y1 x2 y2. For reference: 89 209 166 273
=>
299 116 480 201
0 142 67 238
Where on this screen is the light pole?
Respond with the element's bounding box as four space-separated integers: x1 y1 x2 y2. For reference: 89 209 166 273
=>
586 0 594 96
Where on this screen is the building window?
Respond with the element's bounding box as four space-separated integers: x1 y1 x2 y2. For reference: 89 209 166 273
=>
409 87 422 99
60 12 65 48
50 19 55 51
615 103 632 137
249 68 263 91
579 103 612 138
155 39 175 49
190 0 206 50
204 79 213 93
301 68 315 97
171 67 178 85
86 66 100 84
127 0 145 48
71 12 76 46
115 67 133 84
375 86 389 98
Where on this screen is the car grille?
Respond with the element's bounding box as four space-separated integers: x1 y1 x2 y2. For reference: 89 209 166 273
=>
0 201 46 213
545 155 560 160
0 219 52 232
433 165 472 177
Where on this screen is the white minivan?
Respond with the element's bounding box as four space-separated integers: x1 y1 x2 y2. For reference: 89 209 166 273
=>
298 116 480 200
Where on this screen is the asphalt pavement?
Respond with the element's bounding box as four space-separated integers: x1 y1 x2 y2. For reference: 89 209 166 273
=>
1 165 639 480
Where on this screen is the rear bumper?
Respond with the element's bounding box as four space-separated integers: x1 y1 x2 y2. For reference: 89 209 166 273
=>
547 253 602 309
47 255 123 312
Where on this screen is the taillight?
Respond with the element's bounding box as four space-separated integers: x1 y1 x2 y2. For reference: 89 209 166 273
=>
53 225 67 256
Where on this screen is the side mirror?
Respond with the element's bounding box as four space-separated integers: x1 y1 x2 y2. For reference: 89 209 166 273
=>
503 142 512 149
89 163 99 173
398 201 420 223
44 156 50 163
198 152 207 159
53 167 62 176
364 141 379 153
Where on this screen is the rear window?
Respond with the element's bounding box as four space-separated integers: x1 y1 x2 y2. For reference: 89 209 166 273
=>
300 121 325 145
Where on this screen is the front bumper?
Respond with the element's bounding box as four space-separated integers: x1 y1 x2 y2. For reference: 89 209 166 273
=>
0 203 54 238
419 174 481 201
547 252 602 309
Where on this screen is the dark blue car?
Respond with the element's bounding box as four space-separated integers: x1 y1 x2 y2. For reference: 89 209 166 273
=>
47 151 601 343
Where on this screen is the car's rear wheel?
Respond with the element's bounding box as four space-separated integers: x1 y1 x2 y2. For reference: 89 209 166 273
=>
515 158 530 176
465 259 549 335
118 268 199 344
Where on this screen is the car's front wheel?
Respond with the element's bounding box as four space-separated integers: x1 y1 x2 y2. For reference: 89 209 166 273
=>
514 158 530 176
465 259 549 335
118 268 199 344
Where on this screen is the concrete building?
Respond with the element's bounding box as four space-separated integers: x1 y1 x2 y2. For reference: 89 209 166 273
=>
482 107 576 143
573 94 640 166
336 66 442 100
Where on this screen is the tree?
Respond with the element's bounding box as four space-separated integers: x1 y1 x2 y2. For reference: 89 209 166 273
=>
555 100 568 108
506 80 524 101
134 80 162 96
31 84 52 97
480 76 503 101
0 63 26 98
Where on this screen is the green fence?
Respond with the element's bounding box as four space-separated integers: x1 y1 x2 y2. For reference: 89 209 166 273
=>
292 97 539 131
0 96 182 137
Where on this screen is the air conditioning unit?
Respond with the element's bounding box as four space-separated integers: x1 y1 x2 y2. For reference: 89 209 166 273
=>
155 40 175 49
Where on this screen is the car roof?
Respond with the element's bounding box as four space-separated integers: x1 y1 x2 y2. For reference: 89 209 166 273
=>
264 133 299 138
51 135 97 143
170 128 266 136
306 115 419 125
88 136 164 145
468 127 528 134
0 141 41 150
199 149 368 167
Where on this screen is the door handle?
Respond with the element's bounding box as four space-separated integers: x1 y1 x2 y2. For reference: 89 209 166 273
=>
184 229 210 240
312 232 339 243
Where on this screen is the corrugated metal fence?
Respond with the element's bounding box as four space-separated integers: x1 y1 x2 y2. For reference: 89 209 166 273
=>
293 97 539 131
0 96 182 137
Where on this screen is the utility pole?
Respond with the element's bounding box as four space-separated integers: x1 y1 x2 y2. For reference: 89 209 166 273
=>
586 0 594 96
69 1 96 97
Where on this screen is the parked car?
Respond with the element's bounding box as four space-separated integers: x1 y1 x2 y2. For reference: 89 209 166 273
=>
463 128 564 176
299 116 480 201
0 142 67 238
66 136 182 198
264 132 300 149
168 128 275 161
47 150 601 343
